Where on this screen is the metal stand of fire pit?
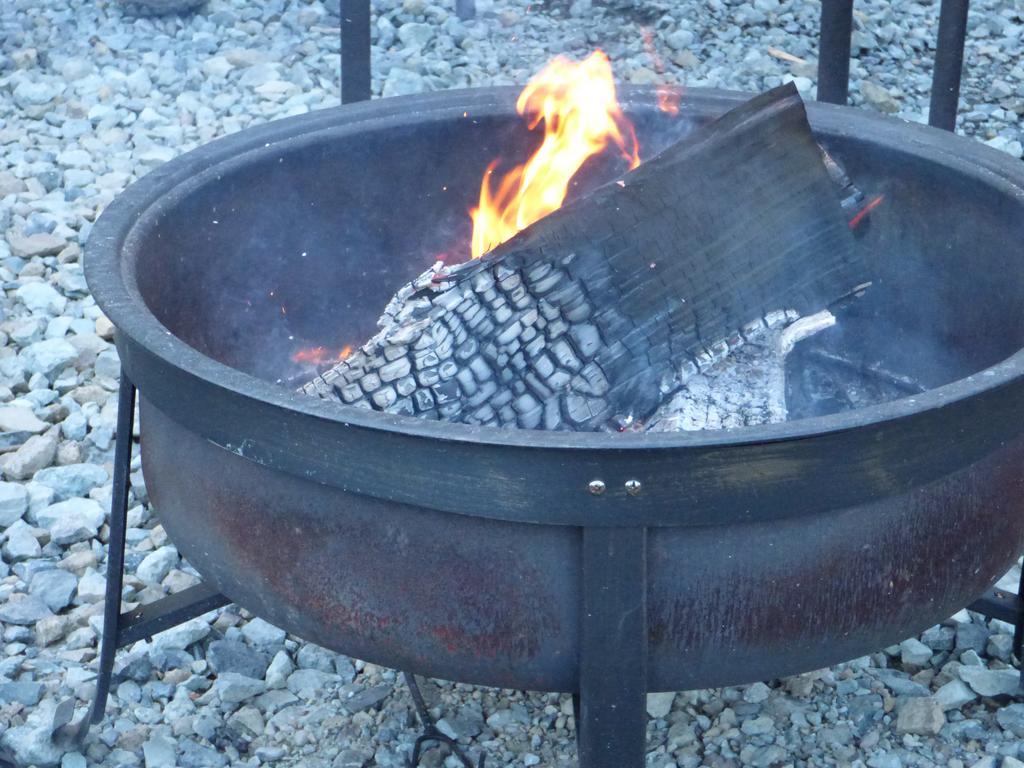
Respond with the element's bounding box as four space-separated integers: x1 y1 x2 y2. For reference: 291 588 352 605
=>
51 368 1024 764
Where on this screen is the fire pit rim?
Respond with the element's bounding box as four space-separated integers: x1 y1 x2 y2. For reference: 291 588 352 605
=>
87 86 1024 451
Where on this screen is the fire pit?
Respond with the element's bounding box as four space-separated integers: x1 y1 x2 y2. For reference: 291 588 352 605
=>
85 87 1024 767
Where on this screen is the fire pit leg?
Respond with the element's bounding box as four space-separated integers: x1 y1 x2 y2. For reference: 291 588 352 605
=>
53 373 231 747
403 672 485 767
576 526 648 768
53 374 138 746
1015 564 1024 666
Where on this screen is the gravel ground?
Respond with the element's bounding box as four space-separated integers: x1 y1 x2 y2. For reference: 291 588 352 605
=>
1 0 1023 766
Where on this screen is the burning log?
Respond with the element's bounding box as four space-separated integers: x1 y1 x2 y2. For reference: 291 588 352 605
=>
301 84 872 431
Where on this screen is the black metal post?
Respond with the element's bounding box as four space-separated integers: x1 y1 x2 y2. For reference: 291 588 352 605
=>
88 374 137 727
405 672 485 767
1015 564 1024 662
577 526 648 768
341 0 372 103
929 0 971 131
53 371 232 746
817 0 854 105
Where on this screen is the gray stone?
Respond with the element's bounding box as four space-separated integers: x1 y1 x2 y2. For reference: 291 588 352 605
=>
437 708 484 740
136 545 178 584
485 705 530 731
958 666 1021 697
34 614 68 646
743 681 771 703
265 650 294 689
895 696 945 735
398 22 434 48
996 703 1024 738
207 639 269 679
934 679 977 711
12 79 63 108
94 349 121 379
241 617 287 647
287 668 340 699
3 521 42 560
76 569 107 603
255 747 286 763
955 622 989 654
21 339 78 377
332 749 373 768
0 595 52 625
36 498 105 545
876 669 930 697
0 407 48 435
9 232 67 260
15 282 66 314
342 684 392 713
296 642 336 672
645 691 675 718
861 81 900 113
213 672 266 703
383 68 426 97
33 463 109 500
741 714 775 736
142 734 177 768
0 481 29 526
960 648 984 667
1 433 58 480
151 617 211 651
226 705 264 738
29 568 78 611
179 739 228 768
666 29 695 50
987 633 1015 662
900 637 933 666
0 681 45 706
0 699 66 767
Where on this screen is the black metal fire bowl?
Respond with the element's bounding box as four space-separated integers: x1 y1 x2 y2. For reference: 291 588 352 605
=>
86 88 1024 714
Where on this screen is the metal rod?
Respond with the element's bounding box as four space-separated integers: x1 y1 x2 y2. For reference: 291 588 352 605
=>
817 0 854 105
118 583 231 647
404 672 484 768
340 0 372 104
1015 562 1024 661
929 0 971 131
968 587 1022 625
88 373 137 726
577 526 648 768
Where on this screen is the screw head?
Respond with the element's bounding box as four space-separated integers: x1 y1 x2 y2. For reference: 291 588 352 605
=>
625 479 642 496
588 479 606 496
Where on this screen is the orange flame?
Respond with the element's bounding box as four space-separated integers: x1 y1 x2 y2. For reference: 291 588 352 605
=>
469 50 640 259
640 26 683 117
657 86 682 116
292 345 353 365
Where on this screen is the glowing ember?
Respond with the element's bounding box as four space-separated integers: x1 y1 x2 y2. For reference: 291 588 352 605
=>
292 345 353 365
849 194 885 229
469 50 640 259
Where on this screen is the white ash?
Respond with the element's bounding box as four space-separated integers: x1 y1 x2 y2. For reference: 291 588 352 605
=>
644 309 835 432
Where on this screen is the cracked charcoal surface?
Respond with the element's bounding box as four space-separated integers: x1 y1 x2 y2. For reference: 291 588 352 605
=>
302 85 870 431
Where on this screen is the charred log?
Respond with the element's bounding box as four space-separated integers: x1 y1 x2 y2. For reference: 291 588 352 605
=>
301 84 872 431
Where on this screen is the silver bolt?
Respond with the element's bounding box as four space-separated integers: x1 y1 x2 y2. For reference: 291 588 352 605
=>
625 479 642 496
588 479 606 496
